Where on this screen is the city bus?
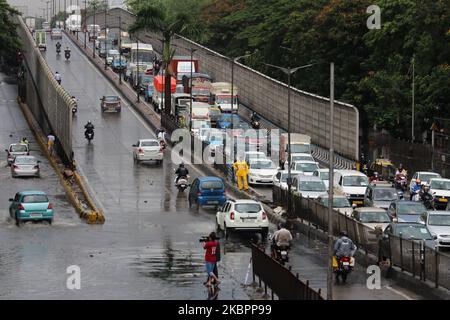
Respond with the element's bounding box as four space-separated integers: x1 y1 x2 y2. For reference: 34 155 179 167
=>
126 43 155 80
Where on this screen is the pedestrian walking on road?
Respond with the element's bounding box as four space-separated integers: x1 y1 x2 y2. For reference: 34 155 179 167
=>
47 133 55 156
203 232 221 287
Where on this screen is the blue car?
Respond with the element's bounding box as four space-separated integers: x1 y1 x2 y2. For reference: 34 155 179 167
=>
216 114 241 129
189 177 226 209
144 82 155 102
111 58 127 71
9 190 54 225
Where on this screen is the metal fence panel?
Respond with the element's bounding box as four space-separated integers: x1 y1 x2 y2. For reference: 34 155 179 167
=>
438 252 450 290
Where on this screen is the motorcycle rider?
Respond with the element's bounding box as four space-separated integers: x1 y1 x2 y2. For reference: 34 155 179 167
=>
420 185 435 209
175 163 189 184
272 223 293 258
64 47 71 59
54 71 61 84
157 129 167 147
20 137 29 145
84 121 94 138
333 231 357 280
251 112 260 123
410 179 422 201
56 41 61 53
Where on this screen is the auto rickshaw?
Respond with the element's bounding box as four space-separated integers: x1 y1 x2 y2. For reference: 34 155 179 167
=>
368 158 396 182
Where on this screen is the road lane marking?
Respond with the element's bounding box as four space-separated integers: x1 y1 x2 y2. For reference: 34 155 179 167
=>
385 285 413 300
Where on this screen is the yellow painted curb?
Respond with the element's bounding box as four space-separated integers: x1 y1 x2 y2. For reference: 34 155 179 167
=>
16 97 105 224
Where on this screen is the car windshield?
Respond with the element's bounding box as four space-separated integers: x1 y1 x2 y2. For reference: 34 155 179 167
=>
141 141 159 147
201 181 223 190
289 144 310 154
15 157 36 164
192 121 210 129
343 176 369 187
292 155 314 162
319 172 329 180
429 180 450 190
360 211 391 223
374 188 398 201
251 160 275 169
396 225 433 240
137 51 154 63
428 215 450 226
398 203 427 214
104 96 119 102
321 197 351 208
10 144 28 152
420 173 441 183
299 181 326 192
234 203 261 213
294 163 318 172
281 173 300 183
22 194 49 203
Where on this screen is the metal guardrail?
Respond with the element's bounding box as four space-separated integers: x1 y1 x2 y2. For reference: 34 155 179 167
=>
273 185 450 291
251 243 324 300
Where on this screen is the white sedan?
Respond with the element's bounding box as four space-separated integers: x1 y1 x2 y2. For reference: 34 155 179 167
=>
132 139 163 164
290 160 320 176
247 158 278 185
216 199 269 238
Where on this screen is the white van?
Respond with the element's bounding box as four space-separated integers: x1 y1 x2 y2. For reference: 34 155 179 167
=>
334 170 369 206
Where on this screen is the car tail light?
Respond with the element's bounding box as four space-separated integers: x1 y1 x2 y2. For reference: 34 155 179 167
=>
341 257 350 262
18 204 24 210
48 203 53 210
230 212 235 220
138 148 144 154
262 212 267 220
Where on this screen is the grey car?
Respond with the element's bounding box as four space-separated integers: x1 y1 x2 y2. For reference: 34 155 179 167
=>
426 211 450 250
11 155 40 178
364 182 402 210
5 143 29 165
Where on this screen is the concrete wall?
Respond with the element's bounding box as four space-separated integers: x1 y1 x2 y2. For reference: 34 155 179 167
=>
86 8 359 160
16 16 74 163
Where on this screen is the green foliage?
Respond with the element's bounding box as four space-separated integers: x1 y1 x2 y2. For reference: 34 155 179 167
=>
0 0 21 66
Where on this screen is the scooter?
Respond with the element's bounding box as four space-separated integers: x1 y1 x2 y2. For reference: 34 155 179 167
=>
56 47 61 55
64 50 71 60
334 256 355 283
72 105 77 116
175 176 189 192
85 130 94 143
395 174 408 191
251 120 261 129
421 192 435 210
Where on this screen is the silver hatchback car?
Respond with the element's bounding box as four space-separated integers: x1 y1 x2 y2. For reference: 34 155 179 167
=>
11 155 41 178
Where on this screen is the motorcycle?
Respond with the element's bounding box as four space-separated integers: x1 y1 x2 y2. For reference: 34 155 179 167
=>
271 243 290 265
65 51 71 60
394 174 408 191
159 140 167 151
251 120 261 129
334 256 355 283
175 175 189 192
72 105 77 116
421 192 435 210
85 130 94 143
56 47 61 55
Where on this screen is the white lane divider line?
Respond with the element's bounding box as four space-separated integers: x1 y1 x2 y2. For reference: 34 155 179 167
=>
385 285 413 300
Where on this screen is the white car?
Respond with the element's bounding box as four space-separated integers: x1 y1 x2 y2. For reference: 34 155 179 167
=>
106 49 120 65
244 151 267 164
290 160 319 176
216 199 269 238
290 153 315 163
351 207 391 231
429 178 450 210
247 158 278 185
334 170 369 206
132 139 163 164
292 175 327 199
273 170 303 190
313 168 335 189
409 171 442 191
426 211 450 250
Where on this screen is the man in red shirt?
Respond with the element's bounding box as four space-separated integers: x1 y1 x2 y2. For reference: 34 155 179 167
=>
203 232 221 287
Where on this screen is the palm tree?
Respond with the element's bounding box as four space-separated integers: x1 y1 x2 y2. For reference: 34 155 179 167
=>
129 5 192 115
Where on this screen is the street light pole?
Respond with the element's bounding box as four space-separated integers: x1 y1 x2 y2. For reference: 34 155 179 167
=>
188 48 197 133
327 62 335 301
104 1 107 70
411 55 415 142
64 0 66 30
118 14 122 85
83 0 86 49
46 1 50 21
76 0 79 41
92 1 96 59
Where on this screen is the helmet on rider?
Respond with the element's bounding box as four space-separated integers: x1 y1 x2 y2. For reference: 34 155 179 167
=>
179 163 184 168
87 121 91 124
339 230 348 237
277 223 282 230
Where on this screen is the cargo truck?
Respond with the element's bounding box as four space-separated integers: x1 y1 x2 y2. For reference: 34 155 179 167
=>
210 82 239 113
279 133 312 167
181 73 212 103
169 56 199 84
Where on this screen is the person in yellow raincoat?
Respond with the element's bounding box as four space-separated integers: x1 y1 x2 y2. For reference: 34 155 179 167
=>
232 158 249 191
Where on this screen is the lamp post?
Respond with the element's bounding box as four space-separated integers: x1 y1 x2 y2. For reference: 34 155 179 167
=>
83 0 86 49
76 0 79 41
64 0 66 30
46 1 50 21
411 55 415 142
92 1 96 59
118 14 122 84
104 1 107 70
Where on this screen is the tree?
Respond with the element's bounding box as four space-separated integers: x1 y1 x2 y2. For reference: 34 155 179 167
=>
0 0 21 67
129 3 193 115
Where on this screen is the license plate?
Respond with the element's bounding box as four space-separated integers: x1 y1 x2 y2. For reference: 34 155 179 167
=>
208 201 219 204
281 251 287 255
342 262 350 266
353 201 363 204
439 198 448 202
30 213 42 218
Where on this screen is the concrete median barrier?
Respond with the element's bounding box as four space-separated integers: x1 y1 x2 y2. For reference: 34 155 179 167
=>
17 97 105 224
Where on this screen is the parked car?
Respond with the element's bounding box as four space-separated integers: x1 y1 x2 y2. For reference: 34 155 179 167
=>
334 170 369 206
100 95 121 113
426 211 450 251
428 178 450 210
216 199 269 239
5 143 29 165
364 182 401 210
188 177 226 209
379 222 437 261
273 170 303 190
50 28 62 40
317 195 354 216
9 191 54 225
290 160 319 176
292 175 327 199
409 171 441 191
132 139 163 164
351 207 391 231
11 155 40 178
247 158 278 185
387 200 428 223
